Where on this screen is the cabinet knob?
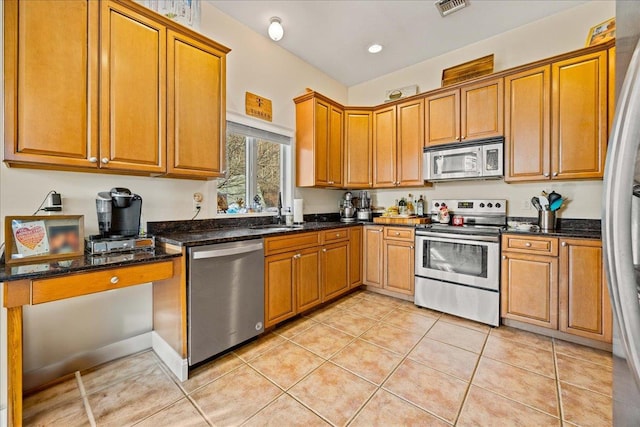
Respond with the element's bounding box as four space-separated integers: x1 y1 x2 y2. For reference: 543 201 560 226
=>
395 232 400 236
101 157 109 164
410 246 414 249
293 254 301 259
543 173 550 178
110 276 119 285
553 172 558 177
525 242 531 247
89 157 98 163
502 255 507 260
323 248 327 252
561 242 567 247
461 135 466 140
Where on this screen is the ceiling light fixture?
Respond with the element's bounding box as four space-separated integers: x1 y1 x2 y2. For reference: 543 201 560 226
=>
368 43 383 54
268 17 284 41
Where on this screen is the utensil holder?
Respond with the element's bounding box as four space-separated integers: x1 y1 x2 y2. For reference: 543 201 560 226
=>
538 210 556 232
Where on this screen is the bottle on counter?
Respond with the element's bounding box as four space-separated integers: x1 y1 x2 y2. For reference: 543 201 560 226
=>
398 197 407 215
285 207 294 226
407 194 414 216
417 196 425 217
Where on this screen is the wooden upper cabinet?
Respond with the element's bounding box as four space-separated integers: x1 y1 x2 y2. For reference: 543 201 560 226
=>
461 78 504 142
504 65 551 182
344 110 373 188
396 99 424 186
608 47 616 135
166 30 226 178
4 0 99 168
551 51 608 180
558 238 612 342
373 105 397 187
425 89 460 146
295 94 343 187
100 1 166 173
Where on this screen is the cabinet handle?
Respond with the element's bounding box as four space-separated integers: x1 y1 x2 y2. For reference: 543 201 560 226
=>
89 157 98 163
553 172 558 177
543 173 550 178
525 242 532 247
110 276 119 285
561 242 567 247
101 157 109 164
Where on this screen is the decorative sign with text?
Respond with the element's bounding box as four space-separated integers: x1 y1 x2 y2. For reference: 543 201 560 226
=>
245 92 273 122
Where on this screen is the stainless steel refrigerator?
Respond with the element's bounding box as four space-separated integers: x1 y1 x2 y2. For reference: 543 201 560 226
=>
603 2 640 424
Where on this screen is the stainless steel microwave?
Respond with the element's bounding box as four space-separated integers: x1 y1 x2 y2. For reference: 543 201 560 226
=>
423 138 504 182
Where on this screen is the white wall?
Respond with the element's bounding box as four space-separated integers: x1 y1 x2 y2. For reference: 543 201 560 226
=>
0 0 347 406
348 1 614 219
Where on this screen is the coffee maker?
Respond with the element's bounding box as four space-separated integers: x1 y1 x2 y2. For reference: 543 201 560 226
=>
96 188 142 237
339 192 356 223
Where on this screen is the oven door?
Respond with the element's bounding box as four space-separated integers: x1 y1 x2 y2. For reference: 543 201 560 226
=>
415 231 499 291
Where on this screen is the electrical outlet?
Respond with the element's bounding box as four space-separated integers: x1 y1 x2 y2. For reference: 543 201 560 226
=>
193 192 203 212
523 199 532 210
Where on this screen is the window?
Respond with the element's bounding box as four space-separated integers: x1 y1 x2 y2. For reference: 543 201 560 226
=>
217 121 290 214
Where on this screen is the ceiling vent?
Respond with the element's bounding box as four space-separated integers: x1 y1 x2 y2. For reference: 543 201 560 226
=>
435 0 469 17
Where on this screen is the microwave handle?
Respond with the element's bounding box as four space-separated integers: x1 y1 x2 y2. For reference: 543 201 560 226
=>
476 146 483 175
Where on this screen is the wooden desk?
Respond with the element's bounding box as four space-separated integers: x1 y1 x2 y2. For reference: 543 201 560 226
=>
2 251 186 427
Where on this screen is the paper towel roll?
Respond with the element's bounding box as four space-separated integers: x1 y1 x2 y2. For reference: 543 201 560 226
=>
293 199 304 223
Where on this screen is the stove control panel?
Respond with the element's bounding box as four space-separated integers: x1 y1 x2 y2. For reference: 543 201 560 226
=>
429 199 507 215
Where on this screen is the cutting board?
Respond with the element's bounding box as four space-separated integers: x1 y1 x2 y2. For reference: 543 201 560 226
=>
373 216 431 225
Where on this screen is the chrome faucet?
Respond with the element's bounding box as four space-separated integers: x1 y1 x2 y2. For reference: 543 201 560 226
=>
276 192 283 224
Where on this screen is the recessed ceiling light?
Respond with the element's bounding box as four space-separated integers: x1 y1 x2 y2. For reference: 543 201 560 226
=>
368 44 383 54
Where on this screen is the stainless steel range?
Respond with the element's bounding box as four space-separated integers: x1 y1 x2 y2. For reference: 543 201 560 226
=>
414 199 506 326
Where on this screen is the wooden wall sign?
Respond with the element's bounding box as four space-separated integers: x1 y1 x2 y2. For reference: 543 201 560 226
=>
442 54 494 87
245 92 273 122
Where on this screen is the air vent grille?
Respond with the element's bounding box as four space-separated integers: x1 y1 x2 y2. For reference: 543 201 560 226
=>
435 0 469 17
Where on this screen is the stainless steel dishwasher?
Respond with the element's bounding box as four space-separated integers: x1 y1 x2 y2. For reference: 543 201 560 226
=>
188 239 264 366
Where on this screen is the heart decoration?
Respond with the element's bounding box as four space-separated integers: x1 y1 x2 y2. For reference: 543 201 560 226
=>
15 225 46 250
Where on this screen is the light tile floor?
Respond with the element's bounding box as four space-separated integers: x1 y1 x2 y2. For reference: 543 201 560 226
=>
24 290 613 426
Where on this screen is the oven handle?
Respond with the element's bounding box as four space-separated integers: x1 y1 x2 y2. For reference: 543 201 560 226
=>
415 231 499 243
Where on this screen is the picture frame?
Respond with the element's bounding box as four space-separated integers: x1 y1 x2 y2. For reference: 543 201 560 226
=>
4 215 84 265
586 17 615 47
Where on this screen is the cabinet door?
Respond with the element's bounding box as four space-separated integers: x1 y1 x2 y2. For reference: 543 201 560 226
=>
4 0 99 168
296 247 322 312
264 252 296 328
396 99 424 186
349 227 363 288
313 99 330 186
167 30 226 178
328 105 344 187
373 106 397 187
551 51 607 179
501 253 558 329
559 239 612 342
344 110 373 188
100 1 166 173
608 47 615 136
461 78 504 141
383 239 415 295
504 66 551 182
363 227 384 287
425 89 460 146
322 241 350 301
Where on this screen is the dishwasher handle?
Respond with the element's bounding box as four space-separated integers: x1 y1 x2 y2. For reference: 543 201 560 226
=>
192 242 264 259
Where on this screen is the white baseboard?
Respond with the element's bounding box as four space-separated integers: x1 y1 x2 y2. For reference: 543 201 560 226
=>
23 332 152 391
0 406 7 427
152 331 188 381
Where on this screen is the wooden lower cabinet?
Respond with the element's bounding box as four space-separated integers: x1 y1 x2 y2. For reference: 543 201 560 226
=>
264 252 296 328
501 234 612 343
383 239 415 295
349 226 363 287
501 252 559 329
296 248 322 313
363 226 384 287
322 241 350 300
559 238 612 342
364 225 415 296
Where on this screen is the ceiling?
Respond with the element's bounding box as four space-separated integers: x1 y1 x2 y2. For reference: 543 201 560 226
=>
208 0 589 87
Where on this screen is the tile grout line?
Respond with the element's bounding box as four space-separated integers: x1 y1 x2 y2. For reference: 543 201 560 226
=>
75 371 97 427
553 338 567 424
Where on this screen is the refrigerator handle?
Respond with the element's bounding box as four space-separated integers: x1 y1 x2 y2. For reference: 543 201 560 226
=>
603 37 640 390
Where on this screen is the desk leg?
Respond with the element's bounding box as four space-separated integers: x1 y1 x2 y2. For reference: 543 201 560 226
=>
7 306 23 427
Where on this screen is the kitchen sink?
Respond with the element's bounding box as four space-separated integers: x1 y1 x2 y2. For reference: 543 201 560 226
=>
249 224 304 231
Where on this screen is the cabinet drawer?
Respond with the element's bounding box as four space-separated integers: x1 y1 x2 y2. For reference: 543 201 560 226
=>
32 261 174 304
264 232 321 255
322 228 349 243
384 227 415 241
502 234 558 256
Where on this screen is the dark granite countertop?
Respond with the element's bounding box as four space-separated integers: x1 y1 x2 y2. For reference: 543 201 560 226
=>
157 221 364 247
503 217 601 239
0 248 181 283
